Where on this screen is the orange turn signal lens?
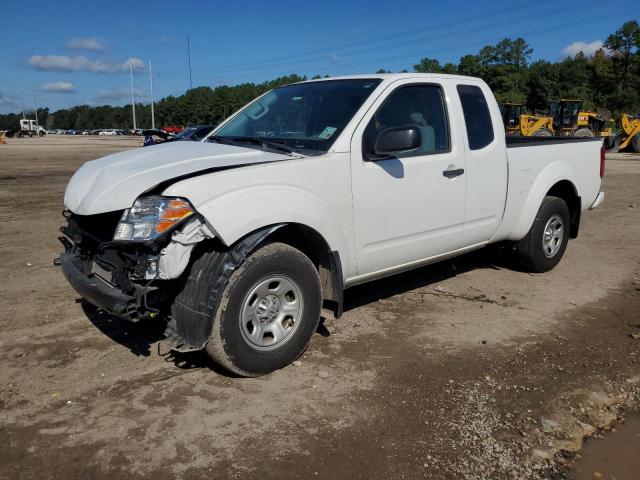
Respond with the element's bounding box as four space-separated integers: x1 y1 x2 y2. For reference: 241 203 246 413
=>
155 199 193 233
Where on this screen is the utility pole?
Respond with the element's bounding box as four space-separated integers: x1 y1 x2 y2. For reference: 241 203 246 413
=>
149 59 155 130
20 93 25 119
33 94 39 130
129 61 137 131
186 35 193 90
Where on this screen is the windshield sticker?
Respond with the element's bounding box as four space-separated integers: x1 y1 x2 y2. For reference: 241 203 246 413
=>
318 126 337 139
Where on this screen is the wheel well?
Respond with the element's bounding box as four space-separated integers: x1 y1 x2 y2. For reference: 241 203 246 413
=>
261 223 344 317
546 180 581 238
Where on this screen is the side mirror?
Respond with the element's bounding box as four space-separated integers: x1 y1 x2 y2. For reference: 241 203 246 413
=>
370 126 421 160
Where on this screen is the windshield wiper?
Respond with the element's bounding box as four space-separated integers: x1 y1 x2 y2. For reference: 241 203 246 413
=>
209 136 299 156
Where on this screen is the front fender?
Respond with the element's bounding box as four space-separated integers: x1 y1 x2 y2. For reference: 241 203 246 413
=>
164 180 354 278
506 160 580 241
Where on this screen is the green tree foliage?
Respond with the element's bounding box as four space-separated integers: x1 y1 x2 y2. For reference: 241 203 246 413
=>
413 58 457 74
1 21 638 130
604 20 640 112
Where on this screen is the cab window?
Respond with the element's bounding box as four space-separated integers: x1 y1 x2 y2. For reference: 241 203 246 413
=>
363 85 450 158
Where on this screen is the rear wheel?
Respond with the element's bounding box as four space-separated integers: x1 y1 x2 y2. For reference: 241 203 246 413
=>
632 134 640 153
205 242 322 376
574 128 594 138
514 196 570 273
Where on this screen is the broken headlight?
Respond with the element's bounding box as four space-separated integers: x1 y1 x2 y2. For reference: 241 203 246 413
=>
114 196 194 241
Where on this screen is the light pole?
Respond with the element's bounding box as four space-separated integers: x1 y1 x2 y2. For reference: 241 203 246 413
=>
149 59 155 130
33 94 39 130
129 61 137 131
186 35 193 90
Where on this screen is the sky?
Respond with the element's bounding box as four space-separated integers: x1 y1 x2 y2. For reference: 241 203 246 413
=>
0 0 638 114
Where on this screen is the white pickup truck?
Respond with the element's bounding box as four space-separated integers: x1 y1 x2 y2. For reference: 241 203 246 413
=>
57 74 605 376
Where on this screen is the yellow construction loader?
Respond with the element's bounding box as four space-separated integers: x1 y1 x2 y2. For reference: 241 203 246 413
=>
613 113 640 152
518 113 554 137
499 103 553 137
499 103 526 135
548 100 613 138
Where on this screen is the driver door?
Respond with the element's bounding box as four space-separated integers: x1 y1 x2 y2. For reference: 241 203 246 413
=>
350 80 467 277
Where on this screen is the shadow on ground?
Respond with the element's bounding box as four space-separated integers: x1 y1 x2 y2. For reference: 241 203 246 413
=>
344 245 509 311
81 245 513 375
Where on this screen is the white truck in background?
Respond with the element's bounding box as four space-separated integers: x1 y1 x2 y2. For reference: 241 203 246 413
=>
57 74 605 376
7 119 47 137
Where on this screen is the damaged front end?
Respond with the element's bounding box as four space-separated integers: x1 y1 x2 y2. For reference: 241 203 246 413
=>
55 197 214 322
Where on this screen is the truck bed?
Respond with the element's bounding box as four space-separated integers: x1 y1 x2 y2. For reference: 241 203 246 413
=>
505 136 604 148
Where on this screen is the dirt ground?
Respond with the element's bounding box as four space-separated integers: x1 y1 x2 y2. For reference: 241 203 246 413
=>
1 136 639 480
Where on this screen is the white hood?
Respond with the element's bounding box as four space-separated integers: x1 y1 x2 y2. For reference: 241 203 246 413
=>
64 141 293 215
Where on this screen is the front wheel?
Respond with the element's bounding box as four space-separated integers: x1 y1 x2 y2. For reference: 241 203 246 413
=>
514 196 570 273
574 128 594 138
205 242 322 376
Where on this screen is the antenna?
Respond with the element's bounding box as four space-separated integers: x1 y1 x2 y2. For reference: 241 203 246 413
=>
149 59 155 130
186 35 193 90
129 61 137 131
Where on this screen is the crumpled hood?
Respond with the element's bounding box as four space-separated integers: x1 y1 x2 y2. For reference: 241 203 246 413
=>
64 141 293 215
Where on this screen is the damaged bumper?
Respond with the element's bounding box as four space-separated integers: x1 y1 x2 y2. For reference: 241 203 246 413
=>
56 209 216 323
57 252 138 318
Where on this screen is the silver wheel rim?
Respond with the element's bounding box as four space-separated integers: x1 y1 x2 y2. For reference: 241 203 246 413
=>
239 275 304 351
542 214 564 258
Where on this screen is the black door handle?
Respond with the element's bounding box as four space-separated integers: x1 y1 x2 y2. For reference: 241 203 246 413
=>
442 168 464 178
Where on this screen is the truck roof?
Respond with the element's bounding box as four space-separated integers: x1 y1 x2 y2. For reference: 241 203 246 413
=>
297 73 483 84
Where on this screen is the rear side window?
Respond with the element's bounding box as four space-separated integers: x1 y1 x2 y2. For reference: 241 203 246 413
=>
457 85 494 150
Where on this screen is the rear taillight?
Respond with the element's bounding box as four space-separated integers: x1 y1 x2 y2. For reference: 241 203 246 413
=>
600 145 605 178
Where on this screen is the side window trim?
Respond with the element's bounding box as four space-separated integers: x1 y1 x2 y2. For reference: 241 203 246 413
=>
363 82 452 159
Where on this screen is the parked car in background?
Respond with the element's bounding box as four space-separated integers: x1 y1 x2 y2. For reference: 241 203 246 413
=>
142 125 215 147
58 74 605 377
142 129 175 146
163 124 184 134
175 125 216 142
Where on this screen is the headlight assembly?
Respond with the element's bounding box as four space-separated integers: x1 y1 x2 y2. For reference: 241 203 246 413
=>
114 196 194 241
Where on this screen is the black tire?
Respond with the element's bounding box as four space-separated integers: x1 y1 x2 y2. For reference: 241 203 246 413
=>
514 196 570 273
632 134 640 153
574 128 594 138
196 242 322 376
603 133 620 151
532 128 553 137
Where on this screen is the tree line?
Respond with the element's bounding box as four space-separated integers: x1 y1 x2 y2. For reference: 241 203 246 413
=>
1 20 637 131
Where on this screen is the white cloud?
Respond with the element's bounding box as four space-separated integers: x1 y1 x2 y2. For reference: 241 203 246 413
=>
562 40 607 57
40 81 77 93
28 55 145 73
124 57 145 71
67 37 104 51
96 87 144 101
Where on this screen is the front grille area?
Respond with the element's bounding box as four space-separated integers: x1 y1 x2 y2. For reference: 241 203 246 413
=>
69 210 124 244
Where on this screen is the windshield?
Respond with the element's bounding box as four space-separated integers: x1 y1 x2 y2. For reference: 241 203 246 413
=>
212 79 382 153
